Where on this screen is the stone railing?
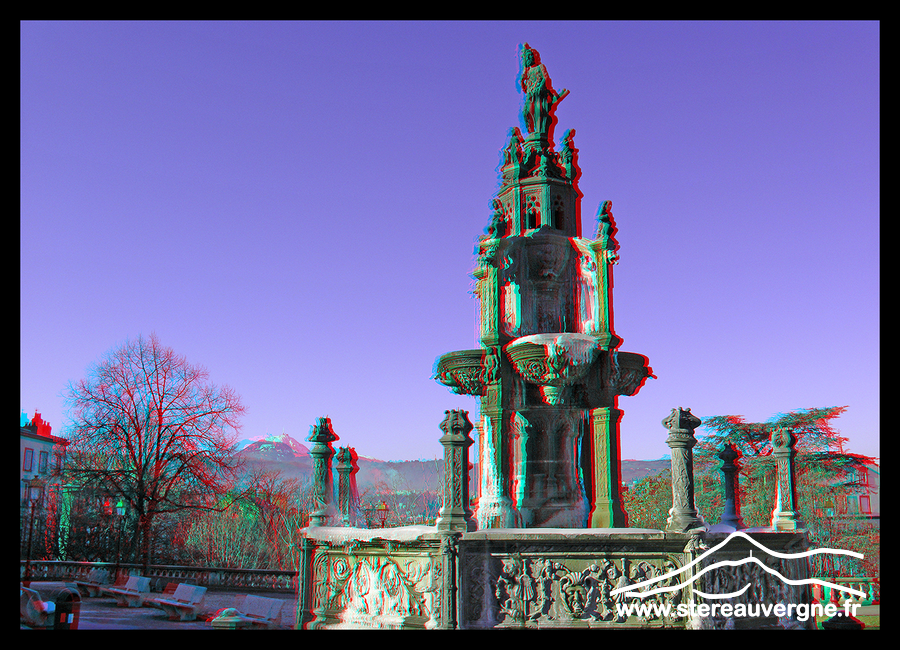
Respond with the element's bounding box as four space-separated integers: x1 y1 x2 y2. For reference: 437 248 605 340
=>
20 560 298 593
811 576 879 606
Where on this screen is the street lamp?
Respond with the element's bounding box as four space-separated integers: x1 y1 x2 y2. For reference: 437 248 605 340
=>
114 499 126 581
376 501 389 528
22 477 45 586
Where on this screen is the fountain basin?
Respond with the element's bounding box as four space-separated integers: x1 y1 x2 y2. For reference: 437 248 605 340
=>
505 333 600 387
434 349 487 396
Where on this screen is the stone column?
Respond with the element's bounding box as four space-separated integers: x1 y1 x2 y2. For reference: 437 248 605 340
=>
473 256 517 530
663 407 705 533
718 443 743 529
587 405 627 528
474 408 517 529
307 417 337 527
437 410 476 532
771 427 804 531
336 446 357 527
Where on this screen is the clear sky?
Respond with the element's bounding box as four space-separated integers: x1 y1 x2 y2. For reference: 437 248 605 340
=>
21 21 879 462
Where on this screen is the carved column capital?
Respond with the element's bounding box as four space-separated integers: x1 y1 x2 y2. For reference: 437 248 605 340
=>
770 426 796 455
662 407 701 444
439 409 475 442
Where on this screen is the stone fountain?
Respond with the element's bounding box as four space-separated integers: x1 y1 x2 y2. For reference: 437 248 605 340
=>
296 45 813 630
434 43 653 532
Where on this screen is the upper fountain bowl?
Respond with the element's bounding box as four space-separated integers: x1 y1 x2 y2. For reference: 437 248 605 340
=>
505 333 601 387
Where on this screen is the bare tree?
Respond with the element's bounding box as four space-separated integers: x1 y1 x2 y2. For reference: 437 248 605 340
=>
64 333 245 572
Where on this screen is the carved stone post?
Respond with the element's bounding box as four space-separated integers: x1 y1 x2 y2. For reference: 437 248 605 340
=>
771 427 804 531
307 417 338 527
437 410 476 532
439 532 461 629
336 446 357 527
663 407 705 532
718 443 743 529
295 536 315 629
587 405 627 528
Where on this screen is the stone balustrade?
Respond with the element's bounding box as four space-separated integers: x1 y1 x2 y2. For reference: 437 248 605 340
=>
20 560 298 593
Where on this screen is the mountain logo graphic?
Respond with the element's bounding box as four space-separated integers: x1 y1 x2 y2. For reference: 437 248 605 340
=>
609 530 866 601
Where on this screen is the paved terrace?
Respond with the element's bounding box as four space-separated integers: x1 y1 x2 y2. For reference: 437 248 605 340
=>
21 583 299 630
21 588 879 630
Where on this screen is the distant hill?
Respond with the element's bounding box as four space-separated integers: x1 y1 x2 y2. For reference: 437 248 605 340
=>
621 459 670 485
234 432 668 495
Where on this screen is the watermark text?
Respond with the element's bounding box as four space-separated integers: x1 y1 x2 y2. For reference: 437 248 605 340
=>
617 600 861 623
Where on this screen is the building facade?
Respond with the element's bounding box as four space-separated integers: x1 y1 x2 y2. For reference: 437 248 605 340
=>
20 411 69 560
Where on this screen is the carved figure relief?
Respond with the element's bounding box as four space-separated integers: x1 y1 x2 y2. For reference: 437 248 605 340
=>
501 281 521 337
694 551 811 629
313 551 441 629
474 554 684 628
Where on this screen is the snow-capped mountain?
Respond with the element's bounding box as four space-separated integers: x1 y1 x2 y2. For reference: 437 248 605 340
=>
236 431 310 457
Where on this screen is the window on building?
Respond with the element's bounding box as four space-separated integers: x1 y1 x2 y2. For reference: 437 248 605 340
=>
846 495 859 514
23 448 34 472
39 451 49 474
859 495 871 514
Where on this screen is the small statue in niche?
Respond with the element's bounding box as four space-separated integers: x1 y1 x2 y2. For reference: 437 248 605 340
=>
481 346 500 384
476 199 505 266
501 127 523 168
595 200 620 264
558 129 577 181
486 198 507 239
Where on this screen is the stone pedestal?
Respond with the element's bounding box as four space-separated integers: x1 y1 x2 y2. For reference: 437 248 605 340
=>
771 428 804 531
297 526 814 630
437 410 476 533
335 446 358 527
663 407 705 533
718 443 744 529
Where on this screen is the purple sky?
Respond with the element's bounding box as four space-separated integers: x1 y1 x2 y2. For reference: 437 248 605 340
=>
21 21 879 462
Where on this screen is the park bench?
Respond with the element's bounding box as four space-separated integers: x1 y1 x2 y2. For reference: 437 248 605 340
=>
149 575 196 593
147 583 208 621
74 568 112 598
105 575 151 608
98 573 129 597
210 594 284 629
144 582 178 609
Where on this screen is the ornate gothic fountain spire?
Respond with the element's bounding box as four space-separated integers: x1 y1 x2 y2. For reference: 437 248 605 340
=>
434 45 652 530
